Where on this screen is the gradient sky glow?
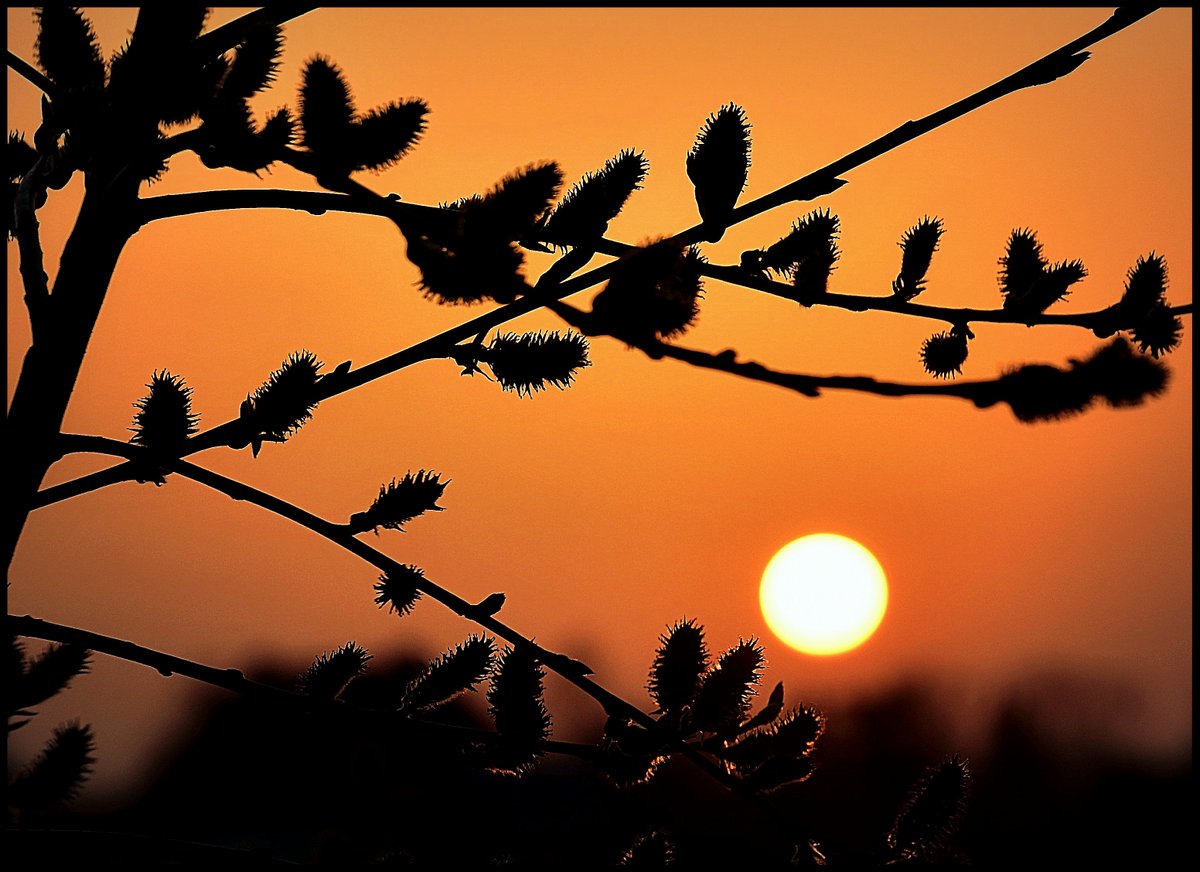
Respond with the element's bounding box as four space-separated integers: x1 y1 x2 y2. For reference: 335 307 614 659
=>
7 8 1192 804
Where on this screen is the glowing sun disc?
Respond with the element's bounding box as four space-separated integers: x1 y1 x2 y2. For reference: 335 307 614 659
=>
760 534 887 655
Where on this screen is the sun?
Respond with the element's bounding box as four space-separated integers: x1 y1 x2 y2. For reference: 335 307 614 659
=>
759 533 888 656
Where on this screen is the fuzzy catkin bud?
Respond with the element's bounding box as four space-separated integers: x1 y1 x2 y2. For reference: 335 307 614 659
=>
130 371 199 452
920 327 970 379
473 162 563 237
687 103 751 241
300 642 371 701
219 22 283 101
690 638 764 734
1116 252 1169 323
996 338 1168 422
408 166 562 306
485 330 590 397
16 644 91 711
346 100 428 172
888 755 971 860
7 721 96 809
619 831 676 866
747 209 840 283
597 740 667 788
717 704 825 775
241 351 323 452
1077 337 1170 408
998 364 1094 423
998 228 1046 309
349 470 447 534
399 635 496 714
541 149 649 249
591 241 705 342
374 565 426 616
892 216 944 301
997 226 1086 316
1130 304 1184 358
299 56 354 156
485 645 551 776
648 618 708 717
1034 259 1087 309
35 6 105 92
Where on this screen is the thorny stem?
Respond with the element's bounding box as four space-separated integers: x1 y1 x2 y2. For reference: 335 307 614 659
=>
6 613 597 761
50 434 806 844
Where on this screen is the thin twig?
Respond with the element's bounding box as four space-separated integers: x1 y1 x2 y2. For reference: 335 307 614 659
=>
137 187 457 232
5 5 320 111
32 463 140 511
6 613 597 761
136 189 1193 335
126 3 1166 424
541 296 1174 414
8 613 322 707
50 434 805 841
669 6 1159 244
31 10 1172 516
700 264 1195 332
31 279 1192 514
193 1 320 57
6 49 57 98
654 342 988 403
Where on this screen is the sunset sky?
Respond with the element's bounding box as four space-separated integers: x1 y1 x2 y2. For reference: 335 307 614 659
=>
7 7 1192 806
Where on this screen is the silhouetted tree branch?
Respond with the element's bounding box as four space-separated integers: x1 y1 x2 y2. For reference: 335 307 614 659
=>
539 296 1173 420
47 432 808 844
13 166 51 330
5 49 57 96
136 188 1195 336
6 7 1185 862
192 1 318 57
44 437 742 772
668 6 1158 243
699 265 1195 333
6 613 597 760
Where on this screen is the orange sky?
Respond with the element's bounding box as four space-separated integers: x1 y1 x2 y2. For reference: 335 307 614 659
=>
7 8 1192 805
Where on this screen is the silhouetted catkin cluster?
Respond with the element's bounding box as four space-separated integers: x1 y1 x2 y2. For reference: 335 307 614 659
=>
6 636 94 813
9 7 1188 864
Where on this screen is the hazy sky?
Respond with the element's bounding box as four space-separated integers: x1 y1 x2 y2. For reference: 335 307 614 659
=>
7 8 1191 804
